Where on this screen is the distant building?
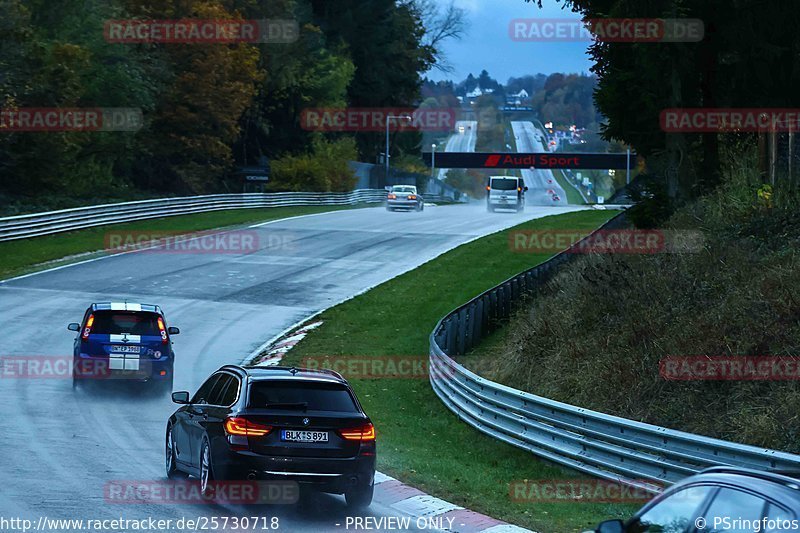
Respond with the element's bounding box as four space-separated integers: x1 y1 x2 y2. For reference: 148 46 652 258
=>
505 89 529 107
465 87 495 104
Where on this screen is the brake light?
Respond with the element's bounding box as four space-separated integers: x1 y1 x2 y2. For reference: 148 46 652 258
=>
224 417 272 437
387 194 396 199
157 316 168 344
338 423 376 442
408 195 417 200
81 314 94 340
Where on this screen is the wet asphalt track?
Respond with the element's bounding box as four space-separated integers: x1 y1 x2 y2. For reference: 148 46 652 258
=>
511 122 568 207
0 203 586 532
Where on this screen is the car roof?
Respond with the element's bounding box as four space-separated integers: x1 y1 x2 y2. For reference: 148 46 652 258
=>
91 302 162 314
218 365 349 385
666 467 800 506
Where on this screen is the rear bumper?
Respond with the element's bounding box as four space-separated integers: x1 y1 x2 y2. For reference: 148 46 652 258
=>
488 197 522 208
215 449 376 493
387 200 420 209
73 353 173 382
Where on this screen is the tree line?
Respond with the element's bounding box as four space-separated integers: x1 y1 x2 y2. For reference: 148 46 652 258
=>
525 0 800 208
0 0 464 200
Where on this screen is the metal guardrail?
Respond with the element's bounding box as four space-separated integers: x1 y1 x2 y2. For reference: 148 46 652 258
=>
0 190 394 242
429 211 800 493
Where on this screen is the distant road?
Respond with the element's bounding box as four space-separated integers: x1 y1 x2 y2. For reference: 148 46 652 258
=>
436 120 477 180
512 121 568 206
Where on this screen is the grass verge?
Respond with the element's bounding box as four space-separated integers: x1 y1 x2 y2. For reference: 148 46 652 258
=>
0 205 357 281
281 209 640 532
554 170 586 205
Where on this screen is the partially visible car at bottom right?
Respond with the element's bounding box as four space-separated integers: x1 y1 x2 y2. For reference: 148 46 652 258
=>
587 467 800 533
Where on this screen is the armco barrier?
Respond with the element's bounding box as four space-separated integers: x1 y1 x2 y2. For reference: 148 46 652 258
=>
0 190 393 241
429 211 800 493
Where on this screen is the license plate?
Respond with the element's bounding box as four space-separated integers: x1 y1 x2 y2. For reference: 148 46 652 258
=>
281 430 328 443
111 345 140 354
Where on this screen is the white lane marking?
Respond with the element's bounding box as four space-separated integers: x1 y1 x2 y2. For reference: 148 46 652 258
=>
248 209 359 228
391 494 463 517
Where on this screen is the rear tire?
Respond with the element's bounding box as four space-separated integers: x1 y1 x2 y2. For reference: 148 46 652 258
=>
166 425 188 479
199 439 215 499
345 481 374 509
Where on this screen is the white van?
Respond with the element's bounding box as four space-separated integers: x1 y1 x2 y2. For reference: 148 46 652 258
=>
486 176 527 212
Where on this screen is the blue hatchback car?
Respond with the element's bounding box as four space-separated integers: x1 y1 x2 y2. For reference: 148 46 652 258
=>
67 302 180 393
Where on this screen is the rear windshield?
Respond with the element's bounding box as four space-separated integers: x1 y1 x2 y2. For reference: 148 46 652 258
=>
90 311 161 336
392 186 415 193
248 381 359 412
490 178 518 190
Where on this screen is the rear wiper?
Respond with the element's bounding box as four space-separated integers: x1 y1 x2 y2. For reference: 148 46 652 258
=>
264 402 308 410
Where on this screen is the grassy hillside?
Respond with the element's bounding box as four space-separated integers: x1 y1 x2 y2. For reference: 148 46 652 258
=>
468 145 800 452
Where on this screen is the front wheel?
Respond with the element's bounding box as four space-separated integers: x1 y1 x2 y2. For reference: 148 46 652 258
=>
345 481 374 509
166 425 188 479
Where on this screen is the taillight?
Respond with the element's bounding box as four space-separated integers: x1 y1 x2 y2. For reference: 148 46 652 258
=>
387 194 396 199
408 195 417 200
157 317 168 344
224 417 272 437
81 314 94 340
338 423 376 442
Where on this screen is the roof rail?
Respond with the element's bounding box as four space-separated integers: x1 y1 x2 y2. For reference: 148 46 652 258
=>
219 364 247 374
314 367 346 381
240 364 346 381
701 466 800 488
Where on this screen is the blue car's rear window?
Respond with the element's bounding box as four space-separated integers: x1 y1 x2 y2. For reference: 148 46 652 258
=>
90 311 161 336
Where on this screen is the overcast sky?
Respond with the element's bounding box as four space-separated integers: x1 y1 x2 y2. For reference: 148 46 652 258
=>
427 0 593 83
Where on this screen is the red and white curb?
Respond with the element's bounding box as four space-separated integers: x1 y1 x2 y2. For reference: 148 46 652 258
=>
249 321 323 366
373 473 534 533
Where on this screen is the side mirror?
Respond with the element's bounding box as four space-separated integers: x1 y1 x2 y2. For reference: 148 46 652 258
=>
68 323 80 332
524 186 529 191
172 391 190 404
595 519 625 533
168 327 180 335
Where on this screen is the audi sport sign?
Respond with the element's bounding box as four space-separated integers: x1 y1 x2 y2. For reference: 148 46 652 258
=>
422 152 633 170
